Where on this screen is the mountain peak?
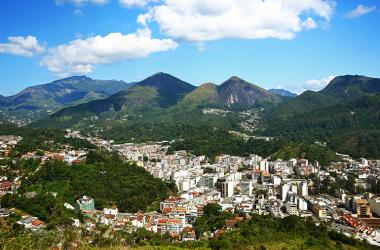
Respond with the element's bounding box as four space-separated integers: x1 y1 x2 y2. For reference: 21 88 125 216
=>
228 76 243 82
133 73 196 108
54 75 92 83
148 72 173 79
218 77 281 106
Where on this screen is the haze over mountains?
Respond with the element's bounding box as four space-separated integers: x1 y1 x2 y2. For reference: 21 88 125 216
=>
268 89 298 98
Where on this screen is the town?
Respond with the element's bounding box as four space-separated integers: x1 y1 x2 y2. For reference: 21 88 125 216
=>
1 130 380 247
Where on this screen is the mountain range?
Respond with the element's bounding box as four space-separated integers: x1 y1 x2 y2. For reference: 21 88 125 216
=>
1 72 379 158
0 76 131 122
30 73 283 128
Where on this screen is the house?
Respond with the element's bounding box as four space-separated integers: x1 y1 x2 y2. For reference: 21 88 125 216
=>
182 226 196 241
157 219 183 234
77 196 95 212
18 217 45 230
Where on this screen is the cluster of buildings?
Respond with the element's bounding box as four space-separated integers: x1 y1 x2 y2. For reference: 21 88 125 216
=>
0 135 22 159
109 142 380 245
2 129 380 246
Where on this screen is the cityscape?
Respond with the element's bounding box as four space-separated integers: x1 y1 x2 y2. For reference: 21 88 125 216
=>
1 0 380 249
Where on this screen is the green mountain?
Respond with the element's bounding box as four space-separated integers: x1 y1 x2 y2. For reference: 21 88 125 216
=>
181 76 281 107
268 88 298 97
32 73 196 128
181 83 221 106
0 76 131 121
265 75 380 121
34 74 285 129
321 75 380 100
136 72 196 107
263 75 380 159
264 91 338 120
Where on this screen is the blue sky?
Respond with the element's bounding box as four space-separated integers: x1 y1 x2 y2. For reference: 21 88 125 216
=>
0 0 379 95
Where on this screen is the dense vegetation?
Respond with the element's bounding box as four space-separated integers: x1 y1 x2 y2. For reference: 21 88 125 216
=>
0 204 374 250
1 150 177 225
263 95 380 159
270 142 341 166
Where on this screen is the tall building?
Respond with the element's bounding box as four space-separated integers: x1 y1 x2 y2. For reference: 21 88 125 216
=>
220 181 234 198
282 180 308 202
259 160 269 172
356 199 372 218
369 197 380 216
282 183 291 201
301 181 308 197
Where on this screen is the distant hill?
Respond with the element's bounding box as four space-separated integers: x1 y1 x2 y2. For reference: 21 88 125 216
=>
0 76 131 121
321 75 380 100
263 75 380 159
268 88 298 97
264 91 338 120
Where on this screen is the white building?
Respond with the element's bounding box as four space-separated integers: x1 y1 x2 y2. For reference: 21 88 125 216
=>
271 175 282 186
221 182 234 198
259 160 269 172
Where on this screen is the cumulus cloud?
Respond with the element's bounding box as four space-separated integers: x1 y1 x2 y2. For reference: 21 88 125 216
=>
55 0 109 6
0 36 45 57
138 0 335 42
40 28 178 76
346 5 376 18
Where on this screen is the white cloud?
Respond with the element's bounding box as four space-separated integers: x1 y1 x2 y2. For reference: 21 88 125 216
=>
73 9 83 15
277 75 336 94
119 0 151 8
0 36 45 57
346 5 376 18
55 0 109 6
40 28 178 76
303 75 336 91
138 0 335 42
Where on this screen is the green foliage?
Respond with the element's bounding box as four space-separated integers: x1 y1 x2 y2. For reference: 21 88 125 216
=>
201 214 374 250
168 126 282 161
6 150 176 219
194 204 233 238
263 95 380 159
271 142 340 166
